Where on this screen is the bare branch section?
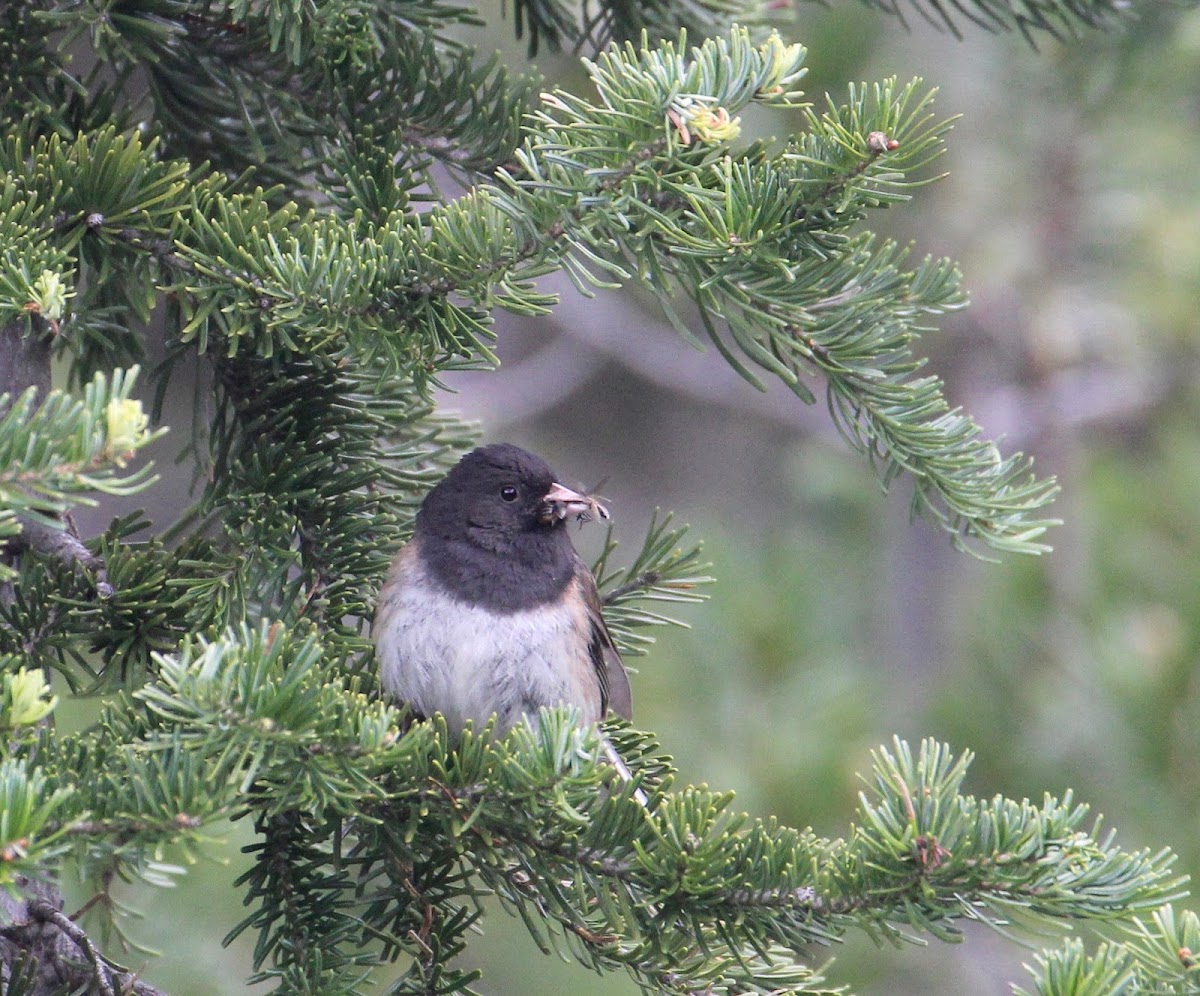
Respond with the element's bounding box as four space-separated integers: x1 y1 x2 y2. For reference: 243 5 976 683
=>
0 317 51 414
0 877 167 996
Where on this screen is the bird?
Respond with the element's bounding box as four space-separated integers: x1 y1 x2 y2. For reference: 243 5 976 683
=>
374 443 633 738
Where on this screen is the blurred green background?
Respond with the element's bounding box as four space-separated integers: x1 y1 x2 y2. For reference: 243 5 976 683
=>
64 4 1200 993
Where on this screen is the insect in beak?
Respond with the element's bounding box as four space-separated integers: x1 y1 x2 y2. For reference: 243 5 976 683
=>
540 482 610 524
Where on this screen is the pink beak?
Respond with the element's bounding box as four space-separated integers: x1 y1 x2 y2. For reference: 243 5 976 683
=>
541 482 610 523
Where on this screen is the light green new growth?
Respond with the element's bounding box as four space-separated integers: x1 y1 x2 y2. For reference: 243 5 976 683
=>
0 367 164 579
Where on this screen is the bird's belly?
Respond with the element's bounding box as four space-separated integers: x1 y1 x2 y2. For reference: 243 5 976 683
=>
376 582 601 734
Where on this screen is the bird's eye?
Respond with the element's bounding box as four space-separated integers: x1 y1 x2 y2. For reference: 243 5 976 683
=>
499 485 519 502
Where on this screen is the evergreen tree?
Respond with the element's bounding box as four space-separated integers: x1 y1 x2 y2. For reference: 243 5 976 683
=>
0 1 1194 992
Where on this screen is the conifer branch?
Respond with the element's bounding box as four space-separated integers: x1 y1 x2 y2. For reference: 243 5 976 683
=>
0 3 1187 993
593 511 713 656
1014 904 1200 995
0 365 159 590
3 612 1190 992
851 0 1136 43
499 33 1062 554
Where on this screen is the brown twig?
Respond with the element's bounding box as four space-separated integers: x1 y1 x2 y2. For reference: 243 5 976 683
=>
601 569 662 607
0 878 168 996
27 900 117 996
8 515 112 597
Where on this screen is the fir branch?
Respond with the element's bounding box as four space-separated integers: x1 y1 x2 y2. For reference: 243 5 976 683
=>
592 510 713 657
323 30 537 201
353 723 1182 993
0 367 163 516
1015 904 1200 994
591 0 765 49
198 354 473 637
503 31 1059 554
505 0 757 55
0 0 57 134
34 617 1190 994
851 0 1136 44
1 4 1183 993
234 811 373 989
0 367 161 589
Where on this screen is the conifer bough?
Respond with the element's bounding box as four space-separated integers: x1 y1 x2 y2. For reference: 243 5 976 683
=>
518 31 1060 554
0 2 1178 994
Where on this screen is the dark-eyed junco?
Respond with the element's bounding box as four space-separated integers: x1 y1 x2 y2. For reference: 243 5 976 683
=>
374 443 632 736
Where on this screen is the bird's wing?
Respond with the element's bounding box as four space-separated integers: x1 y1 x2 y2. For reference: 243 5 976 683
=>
576 560 633 721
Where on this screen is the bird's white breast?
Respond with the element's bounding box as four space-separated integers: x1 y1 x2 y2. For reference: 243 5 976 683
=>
374 545 600 733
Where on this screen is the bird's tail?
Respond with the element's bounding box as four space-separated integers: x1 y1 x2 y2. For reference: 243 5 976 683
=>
601 734 650 808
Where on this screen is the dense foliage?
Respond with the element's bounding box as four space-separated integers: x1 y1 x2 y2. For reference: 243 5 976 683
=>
1 0 1195 993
